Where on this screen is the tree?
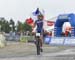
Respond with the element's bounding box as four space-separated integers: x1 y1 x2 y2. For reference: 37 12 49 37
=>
23 23 32 32
9 19 15 31
3 21 10 33
0 17 10 33
17 21 23 32
17 21 32 32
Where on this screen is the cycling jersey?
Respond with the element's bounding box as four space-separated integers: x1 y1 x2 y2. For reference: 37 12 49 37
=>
35 20 43 33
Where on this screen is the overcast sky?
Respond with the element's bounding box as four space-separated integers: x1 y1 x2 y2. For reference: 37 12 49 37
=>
0 0 75 23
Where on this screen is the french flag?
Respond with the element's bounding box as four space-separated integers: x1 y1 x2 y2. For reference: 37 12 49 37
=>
32 8 41 16
32 8 45 21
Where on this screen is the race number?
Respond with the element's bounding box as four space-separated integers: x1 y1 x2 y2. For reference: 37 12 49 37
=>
36 33 40 36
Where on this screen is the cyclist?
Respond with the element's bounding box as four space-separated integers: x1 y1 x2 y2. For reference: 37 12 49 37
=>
34 13 44 52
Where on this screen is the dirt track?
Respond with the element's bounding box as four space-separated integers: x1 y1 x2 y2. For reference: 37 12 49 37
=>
0 41 68 58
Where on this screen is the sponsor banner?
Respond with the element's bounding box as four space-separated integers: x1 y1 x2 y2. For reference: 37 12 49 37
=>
64 37 75 45
44 36 51 44
45 37 75 46
58 14 69 19
50 37 64 45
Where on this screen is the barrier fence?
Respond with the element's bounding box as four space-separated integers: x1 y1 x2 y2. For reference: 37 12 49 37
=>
20 35 75 46
20 36 35 42
44 37 75 46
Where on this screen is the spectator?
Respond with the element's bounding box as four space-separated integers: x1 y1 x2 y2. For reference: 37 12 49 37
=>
65 31 71 37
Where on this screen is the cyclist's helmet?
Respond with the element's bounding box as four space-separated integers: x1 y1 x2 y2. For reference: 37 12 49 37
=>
37 14 44 20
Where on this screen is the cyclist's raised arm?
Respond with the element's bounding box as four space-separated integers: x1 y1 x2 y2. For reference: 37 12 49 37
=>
34 20 37 28
31 21 37 35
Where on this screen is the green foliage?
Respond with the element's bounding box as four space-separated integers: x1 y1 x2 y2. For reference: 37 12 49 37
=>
23 23 32 32
17 21 23 32
17 21 32 32
0 17 32 33
0 18 11 33
9 19 15 31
